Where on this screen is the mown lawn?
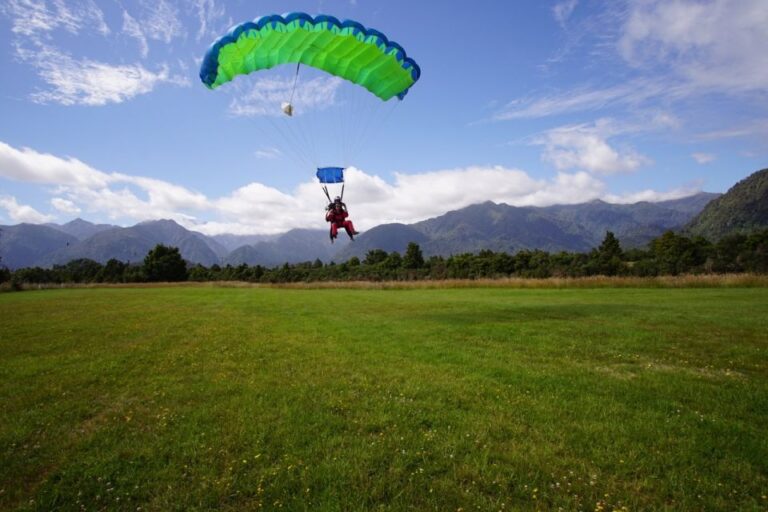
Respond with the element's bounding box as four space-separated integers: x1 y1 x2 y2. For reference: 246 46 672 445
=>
1 286 767 511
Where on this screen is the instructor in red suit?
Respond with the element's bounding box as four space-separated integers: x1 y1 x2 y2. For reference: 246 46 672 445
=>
325 197 359 242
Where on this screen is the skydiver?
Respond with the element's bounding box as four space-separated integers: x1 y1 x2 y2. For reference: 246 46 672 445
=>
325 196 359 242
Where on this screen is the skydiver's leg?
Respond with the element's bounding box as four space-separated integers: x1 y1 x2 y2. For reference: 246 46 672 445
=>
330 223 338 241
344 220 359 237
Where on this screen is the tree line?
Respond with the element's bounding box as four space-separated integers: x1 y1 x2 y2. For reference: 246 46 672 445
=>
2 229 767 287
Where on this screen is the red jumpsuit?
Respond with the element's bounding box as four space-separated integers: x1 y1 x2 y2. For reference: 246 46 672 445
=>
326 206 357 240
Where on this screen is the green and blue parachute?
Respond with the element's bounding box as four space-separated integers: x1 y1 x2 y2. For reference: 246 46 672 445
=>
200 12 420 199
200 12 420 101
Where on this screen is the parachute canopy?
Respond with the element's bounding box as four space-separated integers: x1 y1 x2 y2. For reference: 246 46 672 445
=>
316 167 345 184
199 12 421 100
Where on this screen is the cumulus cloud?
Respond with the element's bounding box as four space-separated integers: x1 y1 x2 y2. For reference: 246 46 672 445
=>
0 195 55 224
189 165 613 235
531 120 651 175
0 140 698 235
51 197 81 214
0 141 208 224
0 141 109 187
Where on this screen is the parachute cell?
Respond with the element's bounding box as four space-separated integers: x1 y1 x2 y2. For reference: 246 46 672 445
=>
199 12 421 100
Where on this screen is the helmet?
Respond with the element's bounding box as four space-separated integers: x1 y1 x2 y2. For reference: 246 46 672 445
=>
334 196 342 202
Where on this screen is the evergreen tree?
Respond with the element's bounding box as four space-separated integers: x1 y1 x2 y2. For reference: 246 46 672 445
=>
403 242 424 269
98 258 128 283
364 249 388 266
143 244 187 282
595 231 624 275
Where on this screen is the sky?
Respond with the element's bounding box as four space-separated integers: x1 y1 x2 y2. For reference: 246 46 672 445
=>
0 0 767 235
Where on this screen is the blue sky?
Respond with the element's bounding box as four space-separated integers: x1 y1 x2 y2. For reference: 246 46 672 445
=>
1 0 766 234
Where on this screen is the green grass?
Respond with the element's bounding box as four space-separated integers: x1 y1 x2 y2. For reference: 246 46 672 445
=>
1 286 767 511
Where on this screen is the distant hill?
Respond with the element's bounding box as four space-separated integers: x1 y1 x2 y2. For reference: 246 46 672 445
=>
46 218 117 240
36 219 221 267
210 233 279 252
0 192 720 270
224 229 349 267
0 224 78 270
333 223 429 260
685 168 768 240
335 192 719 260
544 194 719 248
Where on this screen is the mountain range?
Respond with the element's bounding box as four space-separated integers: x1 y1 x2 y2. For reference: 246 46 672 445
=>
334 193 719 260
6 164 768 271
684 168 768 240
1 192 723 270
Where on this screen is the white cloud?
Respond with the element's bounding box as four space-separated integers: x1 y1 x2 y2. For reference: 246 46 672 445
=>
255 148 283 159
51 197 81 214
2 0 189 105
494 79 691 121
532 120 651 175
20 44 187 106
604 184 703 204
691 152 715 164
122 10 149 58
139 0 184 44
696 119 768 141
112 174 210 211
188 165 613 235
0 141 109 187
0 140 698 235
619 0 768 92
0 195 55 224
193 0 226 41
1 0 109 37
497 0 768 124
0 141 208 224
553 0 579 27
229 76 343 117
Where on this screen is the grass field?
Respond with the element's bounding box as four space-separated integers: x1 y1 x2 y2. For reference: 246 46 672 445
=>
1 284 767 511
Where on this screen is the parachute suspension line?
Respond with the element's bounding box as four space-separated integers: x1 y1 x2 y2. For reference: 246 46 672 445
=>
279 64 310 165
289 62 300 105
264 114 314 169
349 99 400 163
291 106 319 166
282 62 323 168
347 89 378 164
339 81 368 168
242 100 312 171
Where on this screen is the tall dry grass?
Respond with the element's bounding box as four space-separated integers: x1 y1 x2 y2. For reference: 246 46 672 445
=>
4 274 768 292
